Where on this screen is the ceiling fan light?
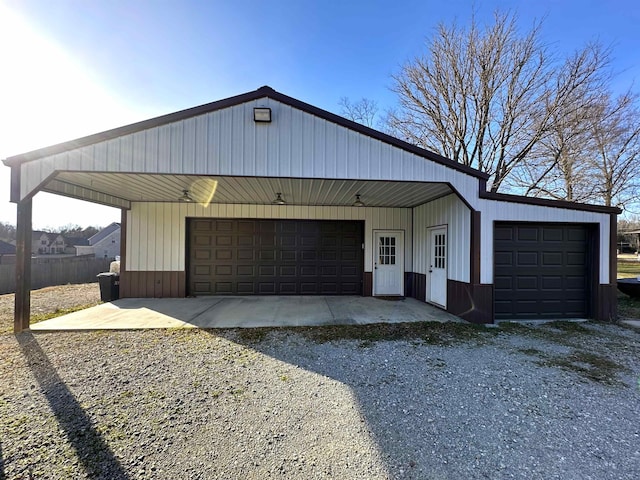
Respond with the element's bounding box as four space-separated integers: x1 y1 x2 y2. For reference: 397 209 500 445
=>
272 192 286 205
179 189 194 202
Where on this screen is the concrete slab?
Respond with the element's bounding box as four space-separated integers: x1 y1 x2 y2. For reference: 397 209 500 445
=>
622 320 640 329
30 296 463 331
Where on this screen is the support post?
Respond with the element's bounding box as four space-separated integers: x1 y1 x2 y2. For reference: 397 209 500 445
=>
15 198 32 333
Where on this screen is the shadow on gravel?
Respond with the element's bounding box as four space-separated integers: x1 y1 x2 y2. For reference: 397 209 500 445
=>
0 441 5 480
16 332 128 479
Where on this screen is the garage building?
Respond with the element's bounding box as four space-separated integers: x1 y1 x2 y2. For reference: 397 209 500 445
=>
3 86 619 332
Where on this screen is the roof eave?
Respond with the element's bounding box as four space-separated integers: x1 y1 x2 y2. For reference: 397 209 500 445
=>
480 190 621 215
1 85 490 181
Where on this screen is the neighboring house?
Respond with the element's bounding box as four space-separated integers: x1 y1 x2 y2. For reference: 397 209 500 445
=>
64 237 90 255
49 234 67 254
3 86 619 324
31 232 68 255
0 239 16 255
88 222 121 259
31 231 52 254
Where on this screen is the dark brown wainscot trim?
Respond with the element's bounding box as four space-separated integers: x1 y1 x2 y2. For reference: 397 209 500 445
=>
595 284 617 322
363 272 372 296
120 271 186 298
447 280 494 324
408 272 426 302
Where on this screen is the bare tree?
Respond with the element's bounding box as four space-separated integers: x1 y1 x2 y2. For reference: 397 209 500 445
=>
339 97 379 128
588 92 640 208
387 10 611 192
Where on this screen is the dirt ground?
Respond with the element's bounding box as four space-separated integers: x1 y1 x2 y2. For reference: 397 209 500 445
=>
0 283 100 332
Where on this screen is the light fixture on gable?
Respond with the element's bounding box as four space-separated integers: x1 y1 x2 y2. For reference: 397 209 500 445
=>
272 192 286 205
253 107 272 123
353 193 365 207
178 189 194 202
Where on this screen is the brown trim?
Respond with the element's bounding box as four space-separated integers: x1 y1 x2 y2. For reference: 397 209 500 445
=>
120 271 186 298
119 209 127 297
444 184 476 212
363 272 372 296
480 190 620 214
14 199 32 332
3 86 488 181
447 280 493 324
470 210 481 285
596 285 617 322
404 272 413 297
409 273 426 302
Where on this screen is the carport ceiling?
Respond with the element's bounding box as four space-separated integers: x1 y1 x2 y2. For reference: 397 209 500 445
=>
47 173 454 208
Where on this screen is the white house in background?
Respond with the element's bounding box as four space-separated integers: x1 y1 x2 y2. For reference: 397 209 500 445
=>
3 86 619 324
88 222 121 259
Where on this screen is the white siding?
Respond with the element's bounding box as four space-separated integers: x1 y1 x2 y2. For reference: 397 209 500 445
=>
413 194 471 282
126 203 412 272
19 98 480 204
92 228 121 259
480 199 610 284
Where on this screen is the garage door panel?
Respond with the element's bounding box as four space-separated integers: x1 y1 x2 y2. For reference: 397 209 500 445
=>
260 250 275 261
215 220 234 231
215 250 232 260
541 276 562 290
189 219 363 295
494 252 513 266
237 282 255 294
542 228 564 241
494 223 591 320
517 252 538 266
542 252 562 266
516 276 538 290
517 227 539 241
281 250 297 261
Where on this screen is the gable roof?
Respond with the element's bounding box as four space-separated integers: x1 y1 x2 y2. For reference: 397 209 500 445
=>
64 237 90 246
2 86 488 181
89 222 121 245
0 239 16 255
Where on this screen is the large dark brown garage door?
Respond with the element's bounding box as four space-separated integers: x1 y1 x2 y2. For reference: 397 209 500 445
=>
188 219 364 295
494 223 594 320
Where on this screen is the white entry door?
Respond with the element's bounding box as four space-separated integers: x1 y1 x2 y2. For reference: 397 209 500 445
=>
373 231 404 296
428 227 447 307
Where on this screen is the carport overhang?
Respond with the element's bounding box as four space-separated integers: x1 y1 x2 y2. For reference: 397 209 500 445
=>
3 163 473 333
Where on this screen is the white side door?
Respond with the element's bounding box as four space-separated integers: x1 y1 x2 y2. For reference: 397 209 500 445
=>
373 231 404 296
428 227 447 307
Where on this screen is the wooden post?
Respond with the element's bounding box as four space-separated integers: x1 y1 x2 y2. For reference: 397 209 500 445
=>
15 198 32 333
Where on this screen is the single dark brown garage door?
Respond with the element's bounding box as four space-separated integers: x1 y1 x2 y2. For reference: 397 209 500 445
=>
188 219 364 295
494 223 594 320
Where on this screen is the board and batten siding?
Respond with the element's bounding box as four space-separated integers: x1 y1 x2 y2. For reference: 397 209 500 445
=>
480 199 611 284
125 202 412 273
19 98 480 206
413 194 471 283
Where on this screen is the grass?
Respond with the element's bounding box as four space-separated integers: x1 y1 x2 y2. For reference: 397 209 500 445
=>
617 261 640 320
30 303 100 324
618 260 640 279
291 321 492 346
537 351 629 385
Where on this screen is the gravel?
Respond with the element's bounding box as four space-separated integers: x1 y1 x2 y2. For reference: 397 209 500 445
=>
1 286 640 479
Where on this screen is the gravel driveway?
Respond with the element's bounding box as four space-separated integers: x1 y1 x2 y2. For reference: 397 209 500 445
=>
1 285 640 479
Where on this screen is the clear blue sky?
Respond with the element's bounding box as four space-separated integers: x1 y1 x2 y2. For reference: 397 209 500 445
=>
1 0 638 228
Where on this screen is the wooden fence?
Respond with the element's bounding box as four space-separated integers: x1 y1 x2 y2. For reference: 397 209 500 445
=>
0 255 112 294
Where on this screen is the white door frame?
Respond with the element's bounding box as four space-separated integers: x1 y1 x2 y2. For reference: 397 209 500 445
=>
372 230 405 296
427 225 448 308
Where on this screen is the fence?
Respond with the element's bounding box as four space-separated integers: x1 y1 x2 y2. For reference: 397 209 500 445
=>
0 255 112 294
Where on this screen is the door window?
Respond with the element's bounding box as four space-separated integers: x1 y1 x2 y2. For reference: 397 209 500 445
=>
378 236 396 265
434 233 446 269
